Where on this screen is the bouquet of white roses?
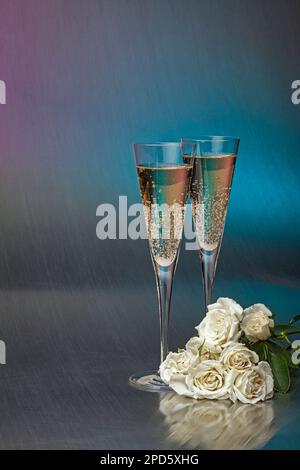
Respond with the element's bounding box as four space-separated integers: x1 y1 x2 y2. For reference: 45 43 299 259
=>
160 298 300 403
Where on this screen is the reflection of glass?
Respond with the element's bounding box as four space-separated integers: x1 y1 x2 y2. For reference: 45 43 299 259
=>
159 393 276 450
129 143 193 391
182 137 239 313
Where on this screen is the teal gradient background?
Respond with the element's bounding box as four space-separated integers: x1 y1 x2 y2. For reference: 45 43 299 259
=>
0 0 300 302
0 0 299 302
0 0 299 450
0 0 299 301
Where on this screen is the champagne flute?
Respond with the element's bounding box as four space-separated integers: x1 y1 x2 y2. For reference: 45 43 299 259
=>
129 142 194 391
182 136 239 314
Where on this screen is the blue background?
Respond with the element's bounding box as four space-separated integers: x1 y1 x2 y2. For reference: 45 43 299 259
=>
0 0 299 321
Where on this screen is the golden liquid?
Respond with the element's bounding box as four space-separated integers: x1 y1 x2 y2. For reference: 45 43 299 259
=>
137 163 192 266
188 155 236 251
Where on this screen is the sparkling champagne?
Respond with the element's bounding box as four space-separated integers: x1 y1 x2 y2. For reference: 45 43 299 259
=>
189 155 237 251
137 163 192 266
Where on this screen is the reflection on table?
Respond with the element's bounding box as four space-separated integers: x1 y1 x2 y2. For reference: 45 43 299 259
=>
159 393 276 450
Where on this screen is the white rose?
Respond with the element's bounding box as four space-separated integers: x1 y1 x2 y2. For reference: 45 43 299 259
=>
159 349 198 384
186 336 221 361
196 297 243 348
208 297 243 319
220 342 259 370
169 360 233 400
241 304 274 343
230 361 274 404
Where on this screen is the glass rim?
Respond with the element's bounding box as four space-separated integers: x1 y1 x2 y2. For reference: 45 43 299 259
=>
181 135 240 143
133 141 181 148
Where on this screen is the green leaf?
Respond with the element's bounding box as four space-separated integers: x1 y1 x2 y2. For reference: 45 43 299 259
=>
267 341 286 352
269 342 298 369
249 341 268 361
290 315 300 324
266 344 290 393
267 341 290 358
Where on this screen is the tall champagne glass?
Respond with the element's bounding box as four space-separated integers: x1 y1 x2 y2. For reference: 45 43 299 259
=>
182 136 239 314
130 142 193 391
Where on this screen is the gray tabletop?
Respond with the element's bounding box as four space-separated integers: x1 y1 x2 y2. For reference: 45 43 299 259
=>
0 275 299 450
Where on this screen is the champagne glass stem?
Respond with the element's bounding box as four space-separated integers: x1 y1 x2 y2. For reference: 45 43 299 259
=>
154 258 177 364
200 249 219 313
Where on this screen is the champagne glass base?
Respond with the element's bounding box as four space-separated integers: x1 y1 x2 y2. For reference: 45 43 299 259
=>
129 370 170 392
